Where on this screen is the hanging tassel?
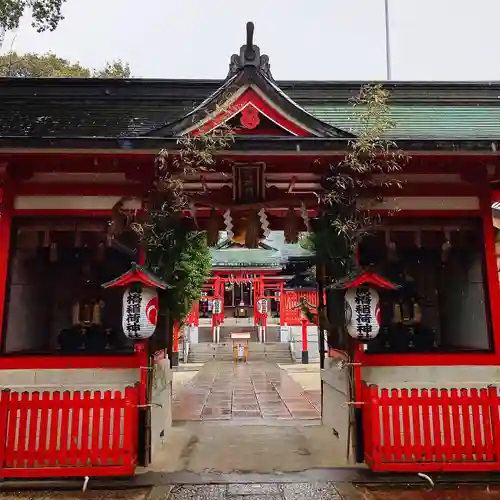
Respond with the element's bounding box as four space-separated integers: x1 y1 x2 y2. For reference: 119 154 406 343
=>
284 208 298 244
223 210 234 241
441 230 452 262
43 230 51 248
74 231 82 248
258 208 270 239
72 301 80 325
92 301 102 325
207 208 221 247
385 230 398 262
96 241 105 262
189 201 199 229
105 230 113 247
49 242 57 263
300 203 310 232
245 211 261 248
393 302 402 324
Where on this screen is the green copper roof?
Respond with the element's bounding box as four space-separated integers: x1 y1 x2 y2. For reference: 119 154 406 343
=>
211 232 313 268
211 249 282 268
305 105 500 140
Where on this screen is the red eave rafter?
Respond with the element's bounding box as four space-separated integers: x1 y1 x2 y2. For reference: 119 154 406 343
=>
344 271 397 290
191 88 313 138
102 269 166 290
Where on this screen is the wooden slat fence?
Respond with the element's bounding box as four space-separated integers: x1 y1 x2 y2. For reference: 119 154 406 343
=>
363 383 500 472
0 386 139 478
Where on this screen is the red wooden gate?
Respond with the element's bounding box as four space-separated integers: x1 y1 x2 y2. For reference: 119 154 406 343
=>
0 386 139 478
363 383 500 472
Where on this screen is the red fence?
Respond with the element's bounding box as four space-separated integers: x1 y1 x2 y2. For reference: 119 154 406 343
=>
0 386 139 478
363 384 500 472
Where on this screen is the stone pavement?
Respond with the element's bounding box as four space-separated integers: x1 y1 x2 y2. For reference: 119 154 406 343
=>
167 483 345 500
152 361 348 473
173 362 321 421
0 491 150 499
149 422 350 473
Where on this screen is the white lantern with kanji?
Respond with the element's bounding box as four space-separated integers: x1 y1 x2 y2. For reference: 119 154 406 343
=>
257 298 268 315
212 298 222 315
122 286 159 340
345 287 381 341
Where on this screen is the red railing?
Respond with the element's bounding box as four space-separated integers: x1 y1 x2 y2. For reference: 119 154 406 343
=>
363 383 500 472
0 386 139 478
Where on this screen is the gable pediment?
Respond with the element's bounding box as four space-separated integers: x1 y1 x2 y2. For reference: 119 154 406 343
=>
186 87 317 137
146 22 354 140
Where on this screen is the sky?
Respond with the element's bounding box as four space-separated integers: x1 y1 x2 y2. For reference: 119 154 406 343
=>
1 0 500 81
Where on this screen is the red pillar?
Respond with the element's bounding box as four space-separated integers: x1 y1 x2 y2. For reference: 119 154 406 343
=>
134 341 149 406
0 167 13 347
482 188 500 354
301 317 309 364
171 320 180 366
213 278 221 343
262 311 267 343
279 282 284 325
212 310 217 343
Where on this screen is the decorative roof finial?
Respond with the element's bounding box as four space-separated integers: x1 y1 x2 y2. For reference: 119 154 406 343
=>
227 22 272 79
244 22 256 61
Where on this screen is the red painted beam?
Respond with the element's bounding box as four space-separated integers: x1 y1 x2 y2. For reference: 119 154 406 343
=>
17 183 144 197
0 355 139 370
358 352 500 367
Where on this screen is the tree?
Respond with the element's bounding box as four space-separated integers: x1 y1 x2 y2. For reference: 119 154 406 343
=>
0 0 67 33
111 124 234 358
94 60 131 78
0 52 131 77
303 84 407 352
294 84 407 463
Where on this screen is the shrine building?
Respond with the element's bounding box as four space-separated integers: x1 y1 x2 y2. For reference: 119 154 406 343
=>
183 231 318 363
0 21 499 477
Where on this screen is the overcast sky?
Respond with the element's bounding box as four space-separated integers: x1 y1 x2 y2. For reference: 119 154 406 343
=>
2 0 499 81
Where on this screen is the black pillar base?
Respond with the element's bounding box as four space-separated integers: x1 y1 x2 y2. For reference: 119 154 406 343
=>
301 350 309 364
171 351 179 367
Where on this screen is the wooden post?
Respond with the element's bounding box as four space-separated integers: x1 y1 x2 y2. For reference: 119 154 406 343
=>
301 317 309 364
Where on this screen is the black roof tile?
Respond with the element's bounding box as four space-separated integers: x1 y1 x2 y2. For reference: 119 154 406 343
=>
2 77 500 139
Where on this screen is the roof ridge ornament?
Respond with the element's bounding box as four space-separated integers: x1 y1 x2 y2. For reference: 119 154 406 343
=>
228 22 273 80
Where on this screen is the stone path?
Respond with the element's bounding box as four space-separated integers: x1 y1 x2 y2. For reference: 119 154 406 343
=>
172 362 321 421
167 483 344 500
149 422 350 473
155 362 348 473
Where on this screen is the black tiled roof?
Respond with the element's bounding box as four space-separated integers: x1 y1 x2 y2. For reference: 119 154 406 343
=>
3 78 500 139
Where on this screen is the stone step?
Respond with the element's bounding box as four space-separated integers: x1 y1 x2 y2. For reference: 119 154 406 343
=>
187 341 293 363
